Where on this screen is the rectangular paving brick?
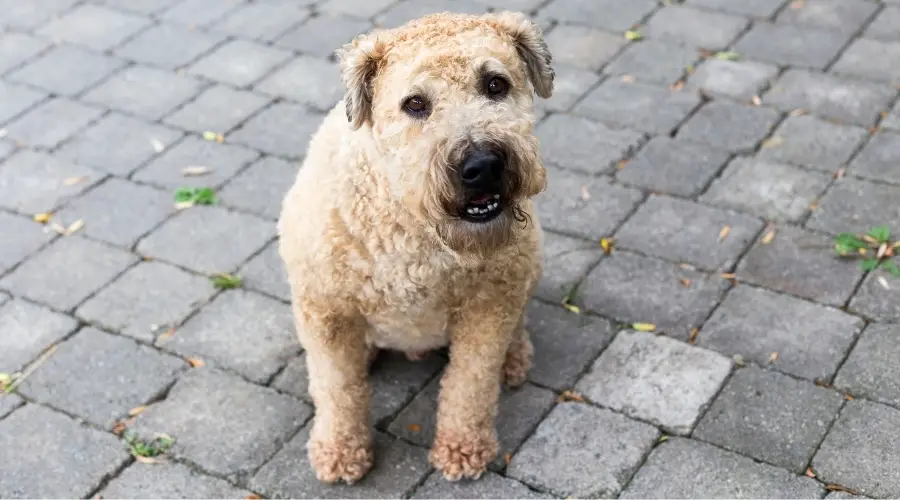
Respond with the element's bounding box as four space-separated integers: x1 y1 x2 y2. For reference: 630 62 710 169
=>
865 6 900 41
374 0 488 29
275 15 372 57
240 240 291 302
644 5 748 50
695 366 844 472
806 177 900 236
188 39 293 88
835 323 900 407
133 135 259 190
775 0 878 34
0 404 130 498
77 261 216 343
82 66 205 120
99 0 182 15
536 168 644 240
133 367 311 478
575 79 702 135
0 394 23 420
832 38 900 85
251 425 430 499
603 40 699 86
0 212 55 276
158 0 245 27
319 0 395 18
20 327 186 428
0 0 81 29
848 130 900 184
736 224 865 307
37 4 151 51
4 97 104 149
684 0 786 17
0 150 105 214
534 65 600 116
137 206 274 274
101 462 252 499
229 102 323 158
220 156 297 220
114 23 226 69
0 235 138 311
576 330 732 435
813 400 900 498
0 298 78 373
158 289 298 384
163 85 270 134
621 438 823 498
699 285 864 381
507 402 659 498
616 136 730 197
534 231 604 304
413 470 549 499
687 58 779 102
849 268 900 322
0 32 50 75
758 114 868 172
615 195 764 271
537 0 657 32
543 25 627 71
210 2 311 42
580 251 729 337
255 56 343 111
56 113 183 176
701 157 832 222
677 100 781 153
0 81 45 125
7 44 126 96
536 114 646 174
733 22 850 69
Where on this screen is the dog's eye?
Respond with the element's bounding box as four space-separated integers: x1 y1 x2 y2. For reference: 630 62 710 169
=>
403 96 429 117
486 77 509 98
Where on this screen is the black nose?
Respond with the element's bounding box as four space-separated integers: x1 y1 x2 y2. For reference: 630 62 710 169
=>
460 150 503 188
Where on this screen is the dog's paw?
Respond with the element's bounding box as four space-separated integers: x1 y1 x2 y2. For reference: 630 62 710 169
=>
502 337 533 388
430 428 498 481
308 436 374 484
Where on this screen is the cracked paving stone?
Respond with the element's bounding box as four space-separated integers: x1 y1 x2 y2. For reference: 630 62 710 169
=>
133 135 259 190
4 97 104 149
534 231 604 304
832 38 900 86
537 0 657 32
737 225 865 307
775 0 878 35
644 5 748 51
188 39 293 88
219 155 298 220
132 368 311 478
576 330 732 435
700 285 864 381
82 66 205 121
229 102 322 158
575 79 702 135
240 240 291 302
36 4 151 51
535 168 644 240
0 235 138 311
0 298 78 373
848 130 900 184
758 115 868 173
615 195 764 271
678 100 781 153
413 470 550 499
100 462 253 499
251 425 430 499
806 177 900 236
19 327 186 428
849 268 900 322
114 23 227 70
77 261 217 343
616 137 730 197
603 40 699 86
813 399 900 498
835 323 900 407
695 366 844 472
0 211 55 275
701 157 831 222
536 114 646 175
163 85 271 135
0 404 130 498
507 402 659 498
543 24 627 71
580 251 728 338
621 437 823 498
158 289 298 384
687 58 779 102
7 44 127 96
733 22 850 70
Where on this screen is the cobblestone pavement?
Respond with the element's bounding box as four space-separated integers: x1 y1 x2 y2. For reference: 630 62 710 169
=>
1 0 900 498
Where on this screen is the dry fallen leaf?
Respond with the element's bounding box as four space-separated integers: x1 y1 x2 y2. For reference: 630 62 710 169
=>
174 201 195 210
721 273 736 281
761 136 783 149
181 166 211 177
64 176 88 186
33 212 52 224
504 453 512 465
679 278 692 287
600 238 614 255
825 484 860 495
718 225 731 242
156 328 176 343
245 495 261 500
789 108 807 117
134 455 160 465
805 467 816 478
50 222 67 235
65 219 84 236
751 95 761 106
679 263 696 271
616 159 628 170
669 80 685 92
844 393 854 401
186 357 205 368
632 322 656 332
768 351 779 363
558 390 585 403
688 328 699 344
112 421 128 436
621 75 635 83
761 229 776 244
878 276 891 290
407 423 421 433
128 406 147 417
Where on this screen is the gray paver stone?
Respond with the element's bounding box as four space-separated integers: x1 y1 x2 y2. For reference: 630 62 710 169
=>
776 0 878 34
132 367 311 478
5 97 104 148
7 44 126 96
884 101 900 132
20 327 186 428
701 157 831 222
0 394 23 420
580 252 729 337
0 0 81 29
159 0 244 27
615 195 764 271
576 330 732 435
616 136 730 197
77 261 216 343
57 113 183 176
737 224 865 307
251 425 429 499
865 6 900 41
220 156 297 220
537 0 657 32
835 323 900 407
188 40 293 88
832 39 900 85
163 85 270 134
695 366 844 472
536 168 644 240
700 285 864 381
733 22 850 69
684 0 786 17
536 114 646 174
276 15 372 56
55 178 174 247
0 32 50 74
603 40 699 86
82 66 205 120
543 25 627 71
849 130 900 184
375 0 487 29
678 100 781 153
534 231 603 303
758 115 868 172
645 5 748 50
158 289 298 383
807 177 900 236
764 69 895 127
621 437 824 498
849 268 900 322
114 23 226 69
534 64 601 116
240 240 291 301
36 4 151 51
0 150 105 214
0 211 54 275
101 462 252 499
413 471 549 499
257 56 348 112
134 135 259 190
319 0 395 19
0 404 130 498
507 402 659 498
99 0 181 15
229 102 323 158
576 79 702 135
0 235 137 311
0 81 45 125
687 58 779 102
0 298 78 373
813 400 900 498
210 2 311 42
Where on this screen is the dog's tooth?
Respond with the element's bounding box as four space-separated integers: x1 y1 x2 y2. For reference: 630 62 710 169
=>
493 194 500 199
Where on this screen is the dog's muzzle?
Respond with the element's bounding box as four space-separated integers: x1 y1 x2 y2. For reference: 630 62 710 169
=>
459 150 504 223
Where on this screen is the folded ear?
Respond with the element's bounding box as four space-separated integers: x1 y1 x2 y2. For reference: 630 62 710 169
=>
489 11 555 99
335 34 386 130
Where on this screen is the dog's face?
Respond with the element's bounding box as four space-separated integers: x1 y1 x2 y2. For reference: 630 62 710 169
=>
336 11 554 256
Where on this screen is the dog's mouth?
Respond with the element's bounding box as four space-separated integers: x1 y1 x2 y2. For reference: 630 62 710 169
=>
461 193 503 223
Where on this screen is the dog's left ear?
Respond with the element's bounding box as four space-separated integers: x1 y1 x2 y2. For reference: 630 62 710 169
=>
489 11 555 99
336 34 386 130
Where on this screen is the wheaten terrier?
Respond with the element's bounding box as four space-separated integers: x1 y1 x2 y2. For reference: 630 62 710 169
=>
277 10 554 484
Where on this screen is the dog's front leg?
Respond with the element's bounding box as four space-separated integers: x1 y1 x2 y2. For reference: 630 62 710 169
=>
300 310 374 484
429 302 520 481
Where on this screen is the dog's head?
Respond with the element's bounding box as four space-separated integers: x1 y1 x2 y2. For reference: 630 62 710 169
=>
336 11 553 256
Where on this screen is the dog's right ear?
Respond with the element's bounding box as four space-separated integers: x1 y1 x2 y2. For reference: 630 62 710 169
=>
336 34 386 130
489 11 555 99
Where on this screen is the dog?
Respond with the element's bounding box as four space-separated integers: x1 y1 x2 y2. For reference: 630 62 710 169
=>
277 10 554 484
